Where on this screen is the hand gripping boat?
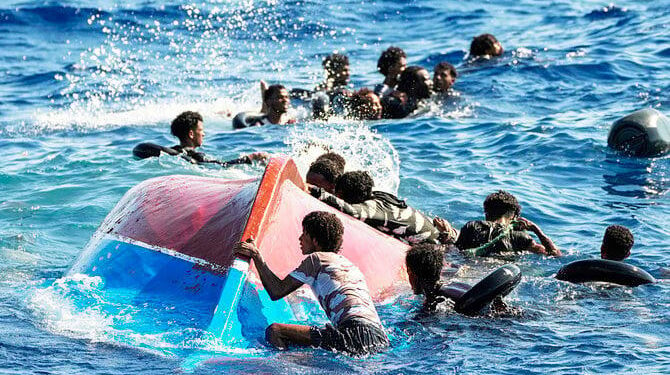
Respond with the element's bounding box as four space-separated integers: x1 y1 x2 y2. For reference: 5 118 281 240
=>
67 155 408 346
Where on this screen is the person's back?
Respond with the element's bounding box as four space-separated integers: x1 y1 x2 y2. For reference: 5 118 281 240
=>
455 190 561 257
601 225 633 261
310 171 440 244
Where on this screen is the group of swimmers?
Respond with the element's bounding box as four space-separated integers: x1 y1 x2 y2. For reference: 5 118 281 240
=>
233 33 505 128
135 34 640 356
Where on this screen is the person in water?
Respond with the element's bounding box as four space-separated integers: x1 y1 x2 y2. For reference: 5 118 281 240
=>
601 225 634 261
313 53 352 120
433 62 458 94
170 111 267 165
455 190 561 257
374 46 407 98
393 66 433 116
469 33 504 58
348 88 383 120
305 159 342 194
405 243 513 313
233 211 389 355
309 170 456 244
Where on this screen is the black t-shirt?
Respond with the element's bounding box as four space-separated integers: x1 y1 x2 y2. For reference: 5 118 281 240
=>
455 220 533 256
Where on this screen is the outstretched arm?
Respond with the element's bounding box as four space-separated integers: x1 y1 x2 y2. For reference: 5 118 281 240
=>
516 218 562 257
308 186 364 219
234 239 303 300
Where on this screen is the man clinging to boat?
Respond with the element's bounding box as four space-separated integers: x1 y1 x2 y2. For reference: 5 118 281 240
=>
308 170 458 244
234 211 389 355
455 190 561 257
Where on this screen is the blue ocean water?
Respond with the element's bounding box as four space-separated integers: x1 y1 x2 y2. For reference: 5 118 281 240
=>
1 0 669 373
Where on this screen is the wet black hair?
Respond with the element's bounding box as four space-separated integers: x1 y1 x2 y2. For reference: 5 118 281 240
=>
171 111 203 142
302 211 344 252
263 84 286 102
483 190 521 221
322 53 349 73
406 243 445 292
377 46 406 76
435 61 458 78
315 152 346 173
470 33 503 57
602 225 634 261
335 171 374 204
396 66 431 100
307 159 342 185
349 88 381 120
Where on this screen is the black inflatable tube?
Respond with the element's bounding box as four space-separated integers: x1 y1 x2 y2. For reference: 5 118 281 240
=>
132 142 179 159
607 108 670 157
232 112 266 129
454 264 522 316
556 259 655 287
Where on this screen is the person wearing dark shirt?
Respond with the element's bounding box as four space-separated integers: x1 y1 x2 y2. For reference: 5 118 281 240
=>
309 171 456 244
601 225 634 261
374 46 407 98
170 111 267 165
455 190 561 257
392 66 433 117
406 243 515 313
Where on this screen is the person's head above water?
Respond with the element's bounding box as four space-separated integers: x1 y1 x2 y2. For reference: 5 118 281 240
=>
322 53 350 88
377 46 407 86
433 62 458 93
300 211 344 254
263 84 290 115
335 170 374 204
470 33 504 58
483 190 521 222
405 243 445 295
601 225 634 261
316 152 346 173
306 159 342 194
396 66 433 101
171 111 204 148
349 88 383 120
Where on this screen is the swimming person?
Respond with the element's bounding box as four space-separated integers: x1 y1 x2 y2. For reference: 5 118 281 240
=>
433 62 458 94
374 46 407 98
393 66 433 117
469 33 504 58
134 111 267 165
309 171 456 244
313 53 352 119
233 84 295 128
406 244 519 314
455 190 561 257
348 88 383 120
601 225 634 261
233 211 389 355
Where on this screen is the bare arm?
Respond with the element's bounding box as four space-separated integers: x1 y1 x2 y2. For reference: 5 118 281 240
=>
517 218 562 257
234 239 303 300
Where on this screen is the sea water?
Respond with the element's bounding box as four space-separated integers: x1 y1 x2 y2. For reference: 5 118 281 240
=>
0 0 668 373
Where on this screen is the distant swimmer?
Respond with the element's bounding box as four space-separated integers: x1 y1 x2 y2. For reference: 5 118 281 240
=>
455 190 562 257
390 65 433 117
406 244 522 315
313 53 352 119
432 62 458 94
233 84 296 129
348 88 383 120
469 33 504 58
234 211 389 355
134 111 267 165
309 171 457 244
374 46 407 98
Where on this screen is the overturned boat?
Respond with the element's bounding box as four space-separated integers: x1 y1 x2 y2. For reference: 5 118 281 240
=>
67 156 409 346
